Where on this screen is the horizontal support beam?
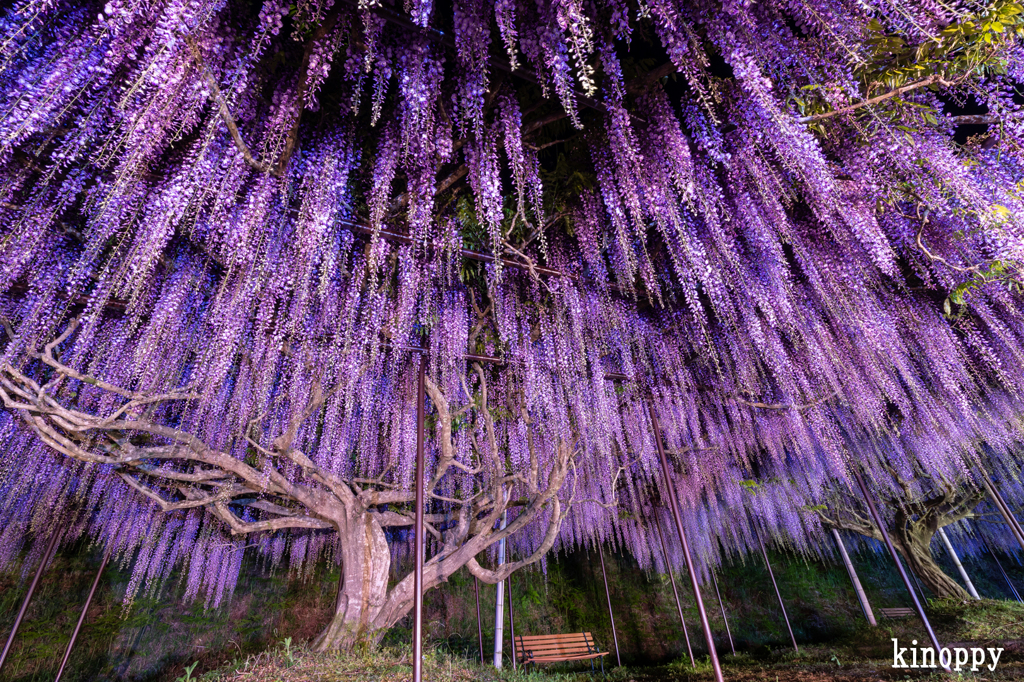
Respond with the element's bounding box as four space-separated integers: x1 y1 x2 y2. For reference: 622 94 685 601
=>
395 343 630 381
340 220 573 279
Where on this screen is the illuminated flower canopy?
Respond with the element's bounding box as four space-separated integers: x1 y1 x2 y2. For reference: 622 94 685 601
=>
1 0 1024 639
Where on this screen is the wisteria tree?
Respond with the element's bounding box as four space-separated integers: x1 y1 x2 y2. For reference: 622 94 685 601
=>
3 0 1024 654
1 315 577 650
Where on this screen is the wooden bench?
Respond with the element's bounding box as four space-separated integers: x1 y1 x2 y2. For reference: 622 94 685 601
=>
879 607 916 619
514 632 608 673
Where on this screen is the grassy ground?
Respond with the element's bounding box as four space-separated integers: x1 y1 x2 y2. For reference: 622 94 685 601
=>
3 539 1024 681
177 599 1024 682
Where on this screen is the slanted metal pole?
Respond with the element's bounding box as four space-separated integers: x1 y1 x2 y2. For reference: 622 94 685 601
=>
648 399 724 682
709 568 734 656
655 511 694 667
753 527 797 652
597 541 621 667
831 528 876 625
0 529 60 674
493 512 507 667
980 531 1022 603
474 577 484 664
507 570 517 671
55 546 111 682
979 472 1024 553
413 353 426 682
851 467 948 671
909 565 929 600
938 527 980 600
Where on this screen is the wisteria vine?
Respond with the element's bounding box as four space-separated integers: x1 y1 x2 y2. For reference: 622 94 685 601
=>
1 0 1024 645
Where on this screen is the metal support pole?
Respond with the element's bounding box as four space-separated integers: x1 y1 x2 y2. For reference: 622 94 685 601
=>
474 577 484 664
0 529 60 674
55 547 111 682
754 527 797 653
648 399 724 682
655 512 694 667
0 530 60 674
980 531 1022 603
938 527 980 600
493 513 507 667
507 570 517 671
709 568 735 656
413 353 426 682
909 565 928 600
851 467 948 671
831 528 876 626
980 472 1024 553
597 541 621 667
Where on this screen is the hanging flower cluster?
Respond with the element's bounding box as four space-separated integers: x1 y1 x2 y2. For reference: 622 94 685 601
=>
1 0 1024 613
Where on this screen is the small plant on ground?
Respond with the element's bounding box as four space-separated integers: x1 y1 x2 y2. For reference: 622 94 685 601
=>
281 636 295 666
175 660 199 682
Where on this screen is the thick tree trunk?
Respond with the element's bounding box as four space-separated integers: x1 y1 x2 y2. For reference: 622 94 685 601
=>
312 512 393 652
903 546 971 600
892 521 972 601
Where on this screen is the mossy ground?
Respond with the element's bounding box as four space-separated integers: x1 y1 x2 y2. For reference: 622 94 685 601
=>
187 605 1024 682
192 598 1024 681
3 538 1024 681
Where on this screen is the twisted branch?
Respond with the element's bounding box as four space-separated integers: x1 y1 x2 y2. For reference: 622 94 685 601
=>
186 7 341 178
799 74 950 123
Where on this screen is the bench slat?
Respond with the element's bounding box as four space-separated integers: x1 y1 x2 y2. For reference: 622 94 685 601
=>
523 648 596 657
517 640 593 648
520 638 593 647
520 630 593 638
521 645 596 655
528 653 607 662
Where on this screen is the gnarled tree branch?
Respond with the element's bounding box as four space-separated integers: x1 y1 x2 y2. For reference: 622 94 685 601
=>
186 7 341 178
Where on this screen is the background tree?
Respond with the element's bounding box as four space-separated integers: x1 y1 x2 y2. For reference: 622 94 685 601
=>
814 465 989 600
